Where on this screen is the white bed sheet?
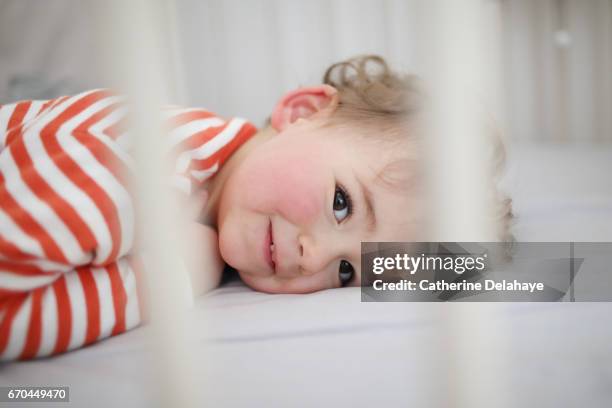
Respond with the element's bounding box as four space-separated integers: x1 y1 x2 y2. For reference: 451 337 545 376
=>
2 142 612 408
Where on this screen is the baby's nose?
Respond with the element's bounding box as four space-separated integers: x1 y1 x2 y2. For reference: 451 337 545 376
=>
297 234 334 276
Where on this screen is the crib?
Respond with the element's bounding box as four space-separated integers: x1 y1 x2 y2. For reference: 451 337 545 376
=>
1 1 611 407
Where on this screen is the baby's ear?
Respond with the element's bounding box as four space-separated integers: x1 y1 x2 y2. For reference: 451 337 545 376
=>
270 85 338 131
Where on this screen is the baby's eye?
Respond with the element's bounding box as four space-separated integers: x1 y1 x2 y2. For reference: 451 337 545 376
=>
333 185 352 223
339 260 354 286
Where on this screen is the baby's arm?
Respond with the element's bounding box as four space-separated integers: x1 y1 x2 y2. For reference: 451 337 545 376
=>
172 188 224 297
183 222 224 297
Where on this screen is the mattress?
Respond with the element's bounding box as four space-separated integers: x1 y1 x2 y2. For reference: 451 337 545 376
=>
2 142 612 408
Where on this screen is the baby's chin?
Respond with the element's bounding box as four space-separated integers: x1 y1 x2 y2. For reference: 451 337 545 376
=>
237 270 329 295
236 270 282 293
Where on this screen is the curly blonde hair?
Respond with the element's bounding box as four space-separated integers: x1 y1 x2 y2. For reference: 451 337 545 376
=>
321 55 514 242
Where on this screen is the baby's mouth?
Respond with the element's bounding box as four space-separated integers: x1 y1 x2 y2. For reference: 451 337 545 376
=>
264 219 276 273
269 225 276 270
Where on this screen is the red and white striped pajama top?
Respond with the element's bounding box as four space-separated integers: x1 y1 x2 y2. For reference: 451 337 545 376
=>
0 89 257 361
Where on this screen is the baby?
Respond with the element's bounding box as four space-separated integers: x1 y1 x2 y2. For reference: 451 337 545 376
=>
0 55 511 360
193 56 425 295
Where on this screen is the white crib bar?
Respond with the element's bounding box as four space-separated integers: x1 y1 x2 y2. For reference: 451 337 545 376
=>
101 1 198 407
421 1 510 407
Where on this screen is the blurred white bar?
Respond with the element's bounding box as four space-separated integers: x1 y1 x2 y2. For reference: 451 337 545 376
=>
423 1 498 243
98 1 198 407
420 1 510 407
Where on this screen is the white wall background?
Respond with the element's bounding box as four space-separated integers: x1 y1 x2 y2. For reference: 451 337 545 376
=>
0 0 610 141
501 0 612 143
172 0 434 126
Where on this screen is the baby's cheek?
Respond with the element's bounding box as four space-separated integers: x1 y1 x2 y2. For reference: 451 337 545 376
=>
268 160 325 225
273 178 319 224
236 143 328 226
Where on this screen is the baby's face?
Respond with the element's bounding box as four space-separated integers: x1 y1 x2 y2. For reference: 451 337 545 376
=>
217 120 417 293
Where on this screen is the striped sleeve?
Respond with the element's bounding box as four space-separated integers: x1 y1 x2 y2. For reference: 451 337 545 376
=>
162 106 258 194
0 90 257 360
0 99 51 151
0 257 142 360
